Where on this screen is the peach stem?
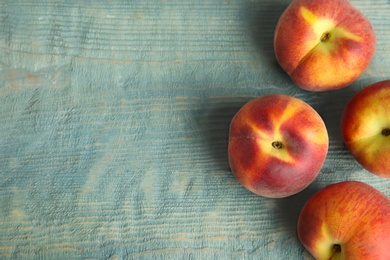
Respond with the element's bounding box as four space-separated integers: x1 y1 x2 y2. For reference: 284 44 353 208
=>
382 129 390 137
272 141 283 149
333 244 341 253
320 32 330 42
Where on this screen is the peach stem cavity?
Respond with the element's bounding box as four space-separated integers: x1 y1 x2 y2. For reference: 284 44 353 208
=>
382 128 390 137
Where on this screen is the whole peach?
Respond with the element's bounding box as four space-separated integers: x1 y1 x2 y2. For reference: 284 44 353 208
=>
341 80 390 178
298 181 390 259
274 0 376 91
228 94 328 198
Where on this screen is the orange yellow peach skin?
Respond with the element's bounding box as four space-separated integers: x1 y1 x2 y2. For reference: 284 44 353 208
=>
341 80 390 178
298 181 390 260
274 0 376 91
228 94 328 198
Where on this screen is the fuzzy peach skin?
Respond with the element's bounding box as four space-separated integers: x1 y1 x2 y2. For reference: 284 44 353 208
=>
228 94 328 198
341 80 390 178
298 181 390 260
274 0 376 91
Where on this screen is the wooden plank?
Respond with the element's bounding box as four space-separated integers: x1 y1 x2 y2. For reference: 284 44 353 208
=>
1 0 390 259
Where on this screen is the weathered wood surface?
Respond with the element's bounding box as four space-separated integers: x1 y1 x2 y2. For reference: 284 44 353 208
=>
1 0 389 259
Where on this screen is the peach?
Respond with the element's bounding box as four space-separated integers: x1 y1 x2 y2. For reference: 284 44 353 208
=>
274 0 376 91
341 80 390 178
228 94 328 198
298 181 390 259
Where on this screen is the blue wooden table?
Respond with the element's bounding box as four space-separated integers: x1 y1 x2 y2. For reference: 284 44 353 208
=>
1 0 389 259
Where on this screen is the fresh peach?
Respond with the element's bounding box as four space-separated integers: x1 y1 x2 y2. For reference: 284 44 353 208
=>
228 94 328 198
298 181 390 259
274 0 376 91
341 80 390 178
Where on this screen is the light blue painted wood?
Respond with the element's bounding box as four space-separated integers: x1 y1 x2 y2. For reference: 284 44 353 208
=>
1 0 389 259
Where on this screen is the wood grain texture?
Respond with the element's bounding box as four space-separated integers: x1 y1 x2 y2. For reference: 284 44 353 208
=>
1 0 389 259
